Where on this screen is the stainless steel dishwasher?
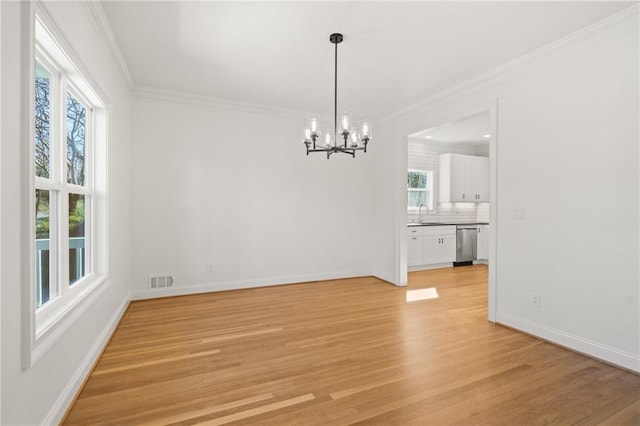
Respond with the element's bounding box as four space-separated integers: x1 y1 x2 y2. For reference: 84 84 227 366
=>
455 225 478 265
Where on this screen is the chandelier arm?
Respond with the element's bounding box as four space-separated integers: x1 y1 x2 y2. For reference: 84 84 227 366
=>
327 148 356 158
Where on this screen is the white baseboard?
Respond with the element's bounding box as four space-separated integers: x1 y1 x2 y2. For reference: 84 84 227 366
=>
496 312 640 373
131 271 372 300
42 292 131 426
372 270 399 286
408 262 453 272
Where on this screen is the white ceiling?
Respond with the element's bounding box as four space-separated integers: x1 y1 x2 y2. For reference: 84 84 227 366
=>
101 1 632 119
410 111 491 144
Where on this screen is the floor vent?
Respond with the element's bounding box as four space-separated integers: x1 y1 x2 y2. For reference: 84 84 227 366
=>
148 275 174 289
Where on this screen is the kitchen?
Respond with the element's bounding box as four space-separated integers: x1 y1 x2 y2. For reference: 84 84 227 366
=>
406 111 491 272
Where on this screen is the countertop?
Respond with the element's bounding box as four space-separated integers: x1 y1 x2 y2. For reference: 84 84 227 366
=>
407 222 489 227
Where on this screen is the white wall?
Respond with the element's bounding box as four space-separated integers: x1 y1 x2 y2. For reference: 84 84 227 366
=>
0 1 3 420
0 2 131 424
373 7 639 370
129 96 376 297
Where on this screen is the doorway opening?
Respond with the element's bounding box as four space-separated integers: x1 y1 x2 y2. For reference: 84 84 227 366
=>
400 101 497 322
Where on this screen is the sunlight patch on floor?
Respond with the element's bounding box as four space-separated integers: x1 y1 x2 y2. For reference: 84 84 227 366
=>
406 287 439 302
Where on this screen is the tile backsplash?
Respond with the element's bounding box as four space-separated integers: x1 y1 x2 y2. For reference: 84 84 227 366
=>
408 203 489 223
408 138 490 224
476 203 490 223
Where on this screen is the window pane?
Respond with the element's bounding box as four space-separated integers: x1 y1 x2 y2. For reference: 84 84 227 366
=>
69 193 86 285
35 61 51 179
408 171 427 189
66 92 86 186
408 190 427 209
35 189 51 307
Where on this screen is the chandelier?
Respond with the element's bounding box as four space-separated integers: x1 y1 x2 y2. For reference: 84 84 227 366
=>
303 33 371 159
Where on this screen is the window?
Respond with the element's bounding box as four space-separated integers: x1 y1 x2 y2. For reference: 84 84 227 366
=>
407 170 433 211
30 14 107 355
35 58 94 308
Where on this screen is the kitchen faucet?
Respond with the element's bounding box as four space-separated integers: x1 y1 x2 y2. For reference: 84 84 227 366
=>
418 203 426 223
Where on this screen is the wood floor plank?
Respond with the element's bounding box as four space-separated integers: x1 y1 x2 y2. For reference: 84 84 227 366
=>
138 392 274 426
196 394 316 426
597 400 640 426
63 265 640 425
92 349 221 375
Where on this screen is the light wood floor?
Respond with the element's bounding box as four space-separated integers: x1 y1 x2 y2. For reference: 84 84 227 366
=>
64 265 640 425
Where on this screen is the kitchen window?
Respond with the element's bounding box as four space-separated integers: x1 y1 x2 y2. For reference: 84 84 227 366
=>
28 13 109 364
407 170 433 211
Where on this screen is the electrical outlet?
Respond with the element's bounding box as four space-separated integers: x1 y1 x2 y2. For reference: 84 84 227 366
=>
513 207 526 220
207 263 214 273
532 293 541 308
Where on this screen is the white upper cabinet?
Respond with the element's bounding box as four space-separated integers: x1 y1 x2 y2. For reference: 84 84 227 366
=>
439 154 489 202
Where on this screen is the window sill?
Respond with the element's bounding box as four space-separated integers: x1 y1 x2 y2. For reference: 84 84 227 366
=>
29 274 109 367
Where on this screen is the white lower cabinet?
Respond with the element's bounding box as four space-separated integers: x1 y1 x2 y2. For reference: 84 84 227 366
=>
407 235 424 266
407 226 457 267
477 224 489 260
423 234 456 264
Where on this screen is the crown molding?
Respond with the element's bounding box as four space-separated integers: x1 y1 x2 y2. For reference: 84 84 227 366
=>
380 3 640 123
131 85 309 120
80 1 637 123
85 1 134 89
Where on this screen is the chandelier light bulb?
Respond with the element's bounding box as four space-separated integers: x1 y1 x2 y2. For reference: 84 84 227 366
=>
309 116 319 135
304 128 311 141
360 119 371 139
350 130 359 147
340 112 352 134
324 130 333 148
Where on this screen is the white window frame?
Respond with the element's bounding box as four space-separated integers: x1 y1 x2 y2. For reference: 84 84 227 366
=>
407 169 434 211
34 59 96 321
25 9 109 368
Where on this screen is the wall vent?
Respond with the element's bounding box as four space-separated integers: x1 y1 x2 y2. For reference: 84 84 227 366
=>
148 275 174 289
